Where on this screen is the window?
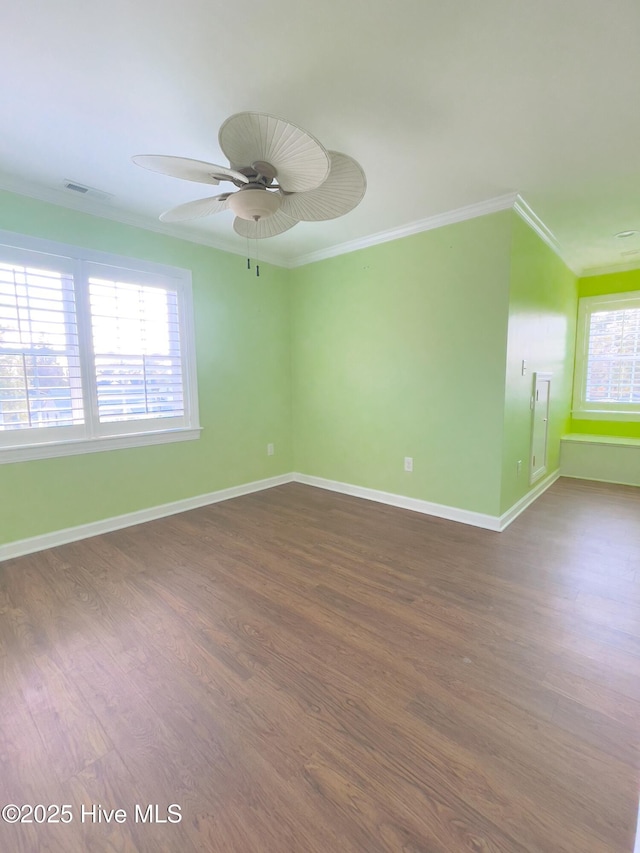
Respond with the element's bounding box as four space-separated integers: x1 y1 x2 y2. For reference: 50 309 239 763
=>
0 231 200 463
573 290 640 421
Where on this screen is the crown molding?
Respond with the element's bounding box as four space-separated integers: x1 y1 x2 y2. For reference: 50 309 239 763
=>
1 173 601 277
513 196 640 278
512 195 580 275
0 173 287 267
578 258 640 278
288 192 520 267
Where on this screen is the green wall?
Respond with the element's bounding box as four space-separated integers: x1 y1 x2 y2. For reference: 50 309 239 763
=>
569 268 640 439
0 190 292 545
500 214 578 514
0 189 593 549
290 211 513 517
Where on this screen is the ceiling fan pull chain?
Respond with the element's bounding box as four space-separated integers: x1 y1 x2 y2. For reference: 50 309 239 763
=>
247 236 251 270
255 238 260 277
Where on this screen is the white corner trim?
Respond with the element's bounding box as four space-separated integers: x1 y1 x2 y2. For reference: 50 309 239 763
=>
289 193 519 268
513 195 579 275
0 473 294 562
497 469 560 532
292 472 503 530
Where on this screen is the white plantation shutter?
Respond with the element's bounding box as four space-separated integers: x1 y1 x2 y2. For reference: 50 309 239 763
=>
574 291 640 419
0 252 84 438
585 307 640 403
0 232 199 462
87 273 185 427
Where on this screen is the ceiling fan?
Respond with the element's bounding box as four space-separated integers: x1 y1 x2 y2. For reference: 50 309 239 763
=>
132 112 367 239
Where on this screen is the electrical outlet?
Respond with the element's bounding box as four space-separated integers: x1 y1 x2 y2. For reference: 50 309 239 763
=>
404 456 413 472
267 443 274 456
521 359 527 376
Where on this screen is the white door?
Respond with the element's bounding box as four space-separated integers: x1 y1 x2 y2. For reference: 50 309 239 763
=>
530 373 551 483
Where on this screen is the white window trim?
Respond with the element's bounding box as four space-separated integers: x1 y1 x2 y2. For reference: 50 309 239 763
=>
0 427 201 465
572 290 640 422
0 229 201 464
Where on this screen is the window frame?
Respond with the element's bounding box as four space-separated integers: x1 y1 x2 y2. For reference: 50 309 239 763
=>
0 229 201 464
572 289 640 422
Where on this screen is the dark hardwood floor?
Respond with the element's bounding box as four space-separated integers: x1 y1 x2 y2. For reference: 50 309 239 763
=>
1 477 639 852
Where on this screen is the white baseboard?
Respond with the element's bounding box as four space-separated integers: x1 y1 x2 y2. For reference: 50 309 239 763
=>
1 468 561 562
497 469 560 531
292 471 559 532
291 472 503 530
0 473 294 562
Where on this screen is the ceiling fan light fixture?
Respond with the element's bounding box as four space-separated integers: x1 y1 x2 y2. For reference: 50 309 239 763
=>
228 186 281 221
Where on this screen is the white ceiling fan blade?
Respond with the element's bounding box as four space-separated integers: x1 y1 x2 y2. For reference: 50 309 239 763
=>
219 112 330 193
233 210 298 239
279 152 366 222
159 194 231 223
132 155 248 186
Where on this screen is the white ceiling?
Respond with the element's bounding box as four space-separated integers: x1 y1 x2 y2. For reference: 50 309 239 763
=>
3 0 640 273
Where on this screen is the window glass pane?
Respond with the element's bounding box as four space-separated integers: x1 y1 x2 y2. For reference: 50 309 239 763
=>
586 307 640 404
89 278 184 424
0 263 84 431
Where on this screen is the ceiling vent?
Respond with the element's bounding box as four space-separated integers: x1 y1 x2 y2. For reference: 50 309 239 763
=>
62 180 113 203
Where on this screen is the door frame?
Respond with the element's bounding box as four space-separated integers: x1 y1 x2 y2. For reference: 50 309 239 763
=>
530 371 552 485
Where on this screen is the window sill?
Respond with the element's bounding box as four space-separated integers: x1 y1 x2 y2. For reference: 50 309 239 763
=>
0 427 202 465
562 433 640 448
571 410 640 422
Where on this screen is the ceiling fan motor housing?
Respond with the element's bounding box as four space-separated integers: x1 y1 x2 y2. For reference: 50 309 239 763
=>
228 184 281 221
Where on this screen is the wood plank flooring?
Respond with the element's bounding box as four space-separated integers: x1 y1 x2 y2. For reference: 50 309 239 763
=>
0 477 639 852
